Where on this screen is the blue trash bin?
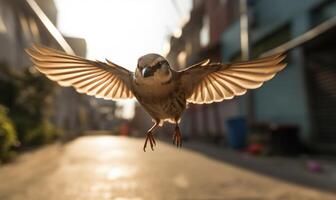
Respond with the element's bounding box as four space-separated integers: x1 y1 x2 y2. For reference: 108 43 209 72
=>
226 117 247 149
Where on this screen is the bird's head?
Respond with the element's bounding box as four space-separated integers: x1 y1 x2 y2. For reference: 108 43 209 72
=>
135 54 172 85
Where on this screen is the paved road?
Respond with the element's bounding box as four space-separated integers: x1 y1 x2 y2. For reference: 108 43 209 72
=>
0 136 334 200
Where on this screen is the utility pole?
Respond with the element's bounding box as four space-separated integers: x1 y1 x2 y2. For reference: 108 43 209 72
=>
240 0 254 124
240 0 250 60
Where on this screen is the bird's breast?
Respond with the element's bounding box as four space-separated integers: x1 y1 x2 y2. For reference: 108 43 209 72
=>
133 79 175 100
132 80 186 121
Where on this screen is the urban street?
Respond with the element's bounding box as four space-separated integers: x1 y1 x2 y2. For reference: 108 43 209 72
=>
0 135 334 200
1 0 336 200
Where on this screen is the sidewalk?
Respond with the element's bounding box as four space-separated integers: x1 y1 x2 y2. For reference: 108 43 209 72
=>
175 139 336 193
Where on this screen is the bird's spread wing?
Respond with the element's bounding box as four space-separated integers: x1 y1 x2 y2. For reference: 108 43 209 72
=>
180 53 286 104
26 44 134 100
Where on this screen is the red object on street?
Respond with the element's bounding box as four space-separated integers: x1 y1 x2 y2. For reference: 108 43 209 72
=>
120 124 129 136
246 143 264 155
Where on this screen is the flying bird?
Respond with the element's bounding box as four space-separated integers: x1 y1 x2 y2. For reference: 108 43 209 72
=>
26 44 286 151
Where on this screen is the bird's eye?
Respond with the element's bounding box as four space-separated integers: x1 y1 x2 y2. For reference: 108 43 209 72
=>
155 61 167 68
151 63 159 70
159 60 168 66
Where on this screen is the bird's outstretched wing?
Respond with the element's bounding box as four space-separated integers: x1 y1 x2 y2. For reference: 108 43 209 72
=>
26 44 134 100
180 53 286 104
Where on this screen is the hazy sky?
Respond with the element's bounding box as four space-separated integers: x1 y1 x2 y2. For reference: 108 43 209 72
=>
54 0 192 118
54 0 192 70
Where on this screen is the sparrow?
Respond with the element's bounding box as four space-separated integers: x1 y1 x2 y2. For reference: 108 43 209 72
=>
26 44 286 151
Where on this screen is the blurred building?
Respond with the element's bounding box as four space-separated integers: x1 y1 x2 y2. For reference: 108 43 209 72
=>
130 103 153 137
0 0 107 138
167 0 336 152
167 0 241 141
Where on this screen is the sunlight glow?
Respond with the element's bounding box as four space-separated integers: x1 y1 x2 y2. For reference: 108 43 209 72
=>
55 0 192 70
106 166 137 180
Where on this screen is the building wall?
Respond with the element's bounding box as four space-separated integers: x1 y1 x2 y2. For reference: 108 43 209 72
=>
167 0 240 139
254 53 311 141
221 0 336 143
162 0 336 144
222 0 333 59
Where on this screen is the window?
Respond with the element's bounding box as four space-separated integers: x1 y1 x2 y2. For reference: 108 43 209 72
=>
19 14 31 42
186 42 192 54
200 15 210 47
0 16 6 33
29 18 40 41
177 51 187 67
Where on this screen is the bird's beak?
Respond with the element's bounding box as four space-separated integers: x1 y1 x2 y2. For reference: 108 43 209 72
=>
142 67 152 78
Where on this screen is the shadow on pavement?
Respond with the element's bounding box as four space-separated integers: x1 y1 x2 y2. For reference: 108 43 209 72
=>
161 137 336 193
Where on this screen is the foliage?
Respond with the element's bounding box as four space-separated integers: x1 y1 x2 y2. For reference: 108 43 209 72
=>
24 120 63 146
0 106 18 162
0 62 62 147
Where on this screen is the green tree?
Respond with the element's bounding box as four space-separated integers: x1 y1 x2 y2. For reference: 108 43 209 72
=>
0 63 62 146
0 106 18 162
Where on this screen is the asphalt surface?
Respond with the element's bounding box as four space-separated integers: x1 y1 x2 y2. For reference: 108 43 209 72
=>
0 135 334 200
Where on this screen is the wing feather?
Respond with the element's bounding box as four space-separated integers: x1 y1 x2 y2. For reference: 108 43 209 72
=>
76 72 110 93
96 75 115 98
86 73 112 95
221 70 276 82
200 81 206 102
26 44 134 100
111 80 121 98
104 76 119 99
181 52 287 104
204 77 214 102
208 76 224 100
210 74 235 97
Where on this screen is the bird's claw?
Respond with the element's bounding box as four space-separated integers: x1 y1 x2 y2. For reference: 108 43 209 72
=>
172 126 182 148
143 132 156 152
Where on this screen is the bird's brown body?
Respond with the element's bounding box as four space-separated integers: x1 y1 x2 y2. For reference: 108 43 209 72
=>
132 71 186 125
26 44 287 151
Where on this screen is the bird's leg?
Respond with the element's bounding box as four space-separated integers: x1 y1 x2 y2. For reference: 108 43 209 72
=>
143 121 160 152
173 123 182 147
